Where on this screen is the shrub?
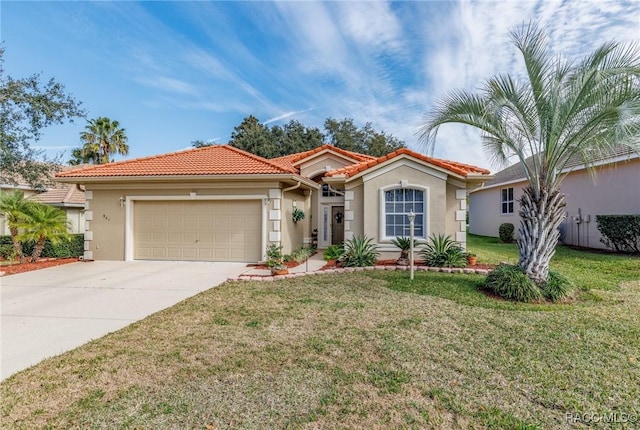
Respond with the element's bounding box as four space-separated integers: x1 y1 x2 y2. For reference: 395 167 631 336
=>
541 270 574 302
0 244 17 260
419 234 467 267
595 214 640 254
3 233 84 258
391 236 420 260
484 264 543 302
499 223 515 243
265 243 285 270
323 244 344 261
291 246 314 263
339 236 379 267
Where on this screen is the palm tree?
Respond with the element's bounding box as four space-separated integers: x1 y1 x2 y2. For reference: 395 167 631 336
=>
0 191 29 262
420 23 640 284
77 117 129 164
17 202 70 262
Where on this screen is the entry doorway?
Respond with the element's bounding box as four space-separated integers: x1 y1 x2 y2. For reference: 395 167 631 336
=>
331 206 344 245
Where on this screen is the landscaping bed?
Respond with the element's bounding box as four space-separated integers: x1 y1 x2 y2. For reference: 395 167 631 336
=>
0 257 78 276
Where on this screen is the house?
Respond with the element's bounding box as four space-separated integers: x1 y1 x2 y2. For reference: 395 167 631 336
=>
30 183 86 234
468 148 640 249
1 172 85 235
55 144 491 262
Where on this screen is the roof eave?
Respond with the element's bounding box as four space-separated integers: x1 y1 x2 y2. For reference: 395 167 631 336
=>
54 173 320 189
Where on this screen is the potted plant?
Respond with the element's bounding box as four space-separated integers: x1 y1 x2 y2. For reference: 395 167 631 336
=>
466 252 477 266
391 236 419 266
266 243 288 275
292 207 305 223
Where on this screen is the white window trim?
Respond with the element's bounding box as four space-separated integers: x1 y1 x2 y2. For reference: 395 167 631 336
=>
378 184 429 242
124 194 268 262
500 187 514 215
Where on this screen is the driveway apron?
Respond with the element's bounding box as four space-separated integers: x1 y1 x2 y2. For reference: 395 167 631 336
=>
1 260 247 380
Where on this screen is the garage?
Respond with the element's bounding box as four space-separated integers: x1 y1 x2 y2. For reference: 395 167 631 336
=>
133 200 262 262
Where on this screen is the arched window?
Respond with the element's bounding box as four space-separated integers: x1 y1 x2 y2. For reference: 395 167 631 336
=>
383 188 426 238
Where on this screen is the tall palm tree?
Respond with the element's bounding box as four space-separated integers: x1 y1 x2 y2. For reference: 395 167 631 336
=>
78 117 129 164
0 190 29 262
420 23 640 284
17 202 70 262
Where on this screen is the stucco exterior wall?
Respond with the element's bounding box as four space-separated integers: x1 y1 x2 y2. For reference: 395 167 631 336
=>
469 158 640 250
299 154 354 178
359 162 449 259
280 189 310 254
345 181 364 238
65 208 85 234
469 182 525 239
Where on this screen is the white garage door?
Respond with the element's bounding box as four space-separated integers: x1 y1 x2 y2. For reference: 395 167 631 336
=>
134 200 262 262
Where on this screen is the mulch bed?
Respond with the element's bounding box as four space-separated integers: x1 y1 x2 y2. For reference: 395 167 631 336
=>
0 258 79 276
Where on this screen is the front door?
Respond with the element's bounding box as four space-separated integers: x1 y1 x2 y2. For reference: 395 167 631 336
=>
331 206 344 245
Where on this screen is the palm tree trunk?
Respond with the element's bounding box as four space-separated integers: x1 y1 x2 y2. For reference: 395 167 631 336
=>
517 186 566 284
31 236 46 262
9 226 26 263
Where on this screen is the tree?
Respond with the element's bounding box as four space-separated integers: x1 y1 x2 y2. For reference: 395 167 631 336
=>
229 115 277 158
229 115 404 158
0 47 85 189
17 202 70 262
324 118 405 156
276 120 323 155
191 139 215 148
420 23 640 284
73 117 129 164
0 190 29 262
68 147 97 165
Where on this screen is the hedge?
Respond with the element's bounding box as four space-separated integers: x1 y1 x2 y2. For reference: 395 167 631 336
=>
595 215 640 254
0 234 84 259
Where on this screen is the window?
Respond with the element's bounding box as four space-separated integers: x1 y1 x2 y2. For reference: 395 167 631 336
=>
322 183 344 197
384 188 425 238
501 187 514 214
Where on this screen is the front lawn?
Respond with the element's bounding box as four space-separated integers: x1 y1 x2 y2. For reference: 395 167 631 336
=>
2 264 639 428
467 233 640 291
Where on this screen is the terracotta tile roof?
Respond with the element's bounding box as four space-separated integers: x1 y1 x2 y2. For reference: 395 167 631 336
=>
270 144 376 171
31 183 85 206
325 148 491 178
56 145 298 178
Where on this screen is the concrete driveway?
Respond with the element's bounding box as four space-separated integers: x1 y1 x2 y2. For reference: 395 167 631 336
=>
1 260 247 380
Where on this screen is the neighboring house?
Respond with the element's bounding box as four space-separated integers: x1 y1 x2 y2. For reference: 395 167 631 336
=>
30 183 86 234
469 148 640 249
1 173 85 235
55 144 491 262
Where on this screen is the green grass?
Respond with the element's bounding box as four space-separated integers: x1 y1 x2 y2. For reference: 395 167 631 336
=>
2 263 639 429
467 233 640 291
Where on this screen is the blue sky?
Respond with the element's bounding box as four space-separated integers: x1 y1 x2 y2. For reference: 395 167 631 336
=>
3 0 638 171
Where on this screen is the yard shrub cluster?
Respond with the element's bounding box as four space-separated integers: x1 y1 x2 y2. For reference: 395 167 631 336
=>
339 235 379 267
498 223 515 243
484 264 574 302
323 244 344 261
419 234 467 268
0 234 84 259
595 214 640 254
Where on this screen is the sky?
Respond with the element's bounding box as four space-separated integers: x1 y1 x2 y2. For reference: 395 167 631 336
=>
2 0 639 171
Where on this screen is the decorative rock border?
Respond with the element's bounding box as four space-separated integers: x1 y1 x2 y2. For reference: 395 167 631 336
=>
228 265 491 282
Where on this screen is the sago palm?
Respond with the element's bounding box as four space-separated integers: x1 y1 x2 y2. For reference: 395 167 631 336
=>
0 190 29 262
79 117 129 164
421 23 640 283
17 202 70 262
